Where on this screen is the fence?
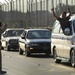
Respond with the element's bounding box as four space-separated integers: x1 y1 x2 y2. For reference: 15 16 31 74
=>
0 0 75 29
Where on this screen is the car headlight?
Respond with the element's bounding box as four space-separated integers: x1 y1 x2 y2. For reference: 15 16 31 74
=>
26 43 39 47
30 43 39 46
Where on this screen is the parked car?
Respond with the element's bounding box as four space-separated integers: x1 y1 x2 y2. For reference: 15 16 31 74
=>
1 28 24 51
51 14 75 67
19 29 51 56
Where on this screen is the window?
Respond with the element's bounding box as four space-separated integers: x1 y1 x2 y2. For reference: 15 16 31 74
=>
27 30 51 39
52 21 60 34
5 30 24 37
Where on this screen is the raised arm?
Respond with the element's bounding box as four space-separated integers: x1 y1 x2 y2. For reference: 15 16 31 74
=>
51 8 59 19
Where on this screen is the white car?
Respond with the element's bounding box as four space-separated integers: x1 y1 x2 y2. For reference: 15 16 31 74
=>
1 28 24 51
19 29 51 56
51 14 75 67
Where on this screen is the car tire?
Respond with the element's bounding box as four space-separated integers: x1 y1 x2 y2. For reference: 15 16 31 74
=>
70 50 75 68
54 48 61 63
19 47 23 55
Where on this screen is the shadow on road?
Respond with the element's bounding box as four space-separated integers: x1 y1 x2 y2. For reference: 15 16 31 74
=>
57 61 73 68
2 49 19 52
29 54 53 58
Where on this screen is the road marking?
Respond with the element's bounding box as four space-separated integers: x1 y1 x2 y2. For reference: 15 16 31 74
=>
51 63 75 71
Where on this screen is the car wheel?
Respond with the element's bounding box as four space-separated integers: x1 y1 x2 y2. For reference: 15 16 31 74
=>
54 48 61 63
19 47 23 55
70 50 75 67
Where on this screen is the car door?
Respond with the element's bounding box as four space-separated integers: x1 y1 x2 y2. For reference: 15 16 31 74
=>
52 21 64 56
62 35 72 58
58 27 70 57
62 23 72 58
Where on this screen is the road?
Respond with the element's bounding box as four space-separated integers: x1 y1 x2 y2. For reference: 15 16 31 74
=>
1 50 75 75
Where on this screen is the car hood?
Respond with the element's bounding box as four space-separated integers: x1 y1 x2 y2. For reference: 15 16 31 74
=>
26 39 51 44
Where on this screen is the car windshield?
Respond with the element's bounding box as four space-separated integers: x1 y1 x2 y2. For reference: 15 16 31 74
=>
27 30 51 39
5 30 24 37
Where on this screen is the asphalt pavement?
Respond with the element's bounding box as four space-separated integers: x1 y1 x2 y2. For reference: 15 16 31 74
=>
1 50 75 75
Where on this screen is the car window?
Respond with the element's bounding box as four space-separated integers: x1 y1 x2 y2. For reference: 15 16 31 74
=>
5 30 24 37
27 30 51 39
52 21 60 34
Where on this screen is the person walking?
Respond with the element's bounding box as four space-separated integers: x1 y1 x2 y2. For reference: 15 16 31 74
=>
0 22 7 74
51 7 71 32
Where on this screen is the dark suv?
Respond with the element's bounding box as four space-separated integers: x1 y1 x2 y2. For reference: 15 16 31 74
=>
19 29 51 56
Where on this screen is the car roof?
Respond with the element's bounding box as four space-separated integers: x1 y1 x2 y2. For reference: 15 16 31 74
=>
24 29 50 32
6 28 25 31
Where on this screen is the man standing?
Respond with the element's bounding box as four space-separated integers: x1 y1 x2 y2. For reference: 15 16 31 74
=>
51 7 71 32
0 22 7 74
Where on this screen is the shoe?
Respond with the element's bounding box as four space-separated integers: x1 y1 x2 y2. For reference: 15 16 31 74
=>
0 70 7 74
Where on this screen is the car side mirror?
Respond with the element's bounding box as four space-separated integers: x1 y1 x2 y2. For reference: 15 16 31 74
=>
64 28 71 35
